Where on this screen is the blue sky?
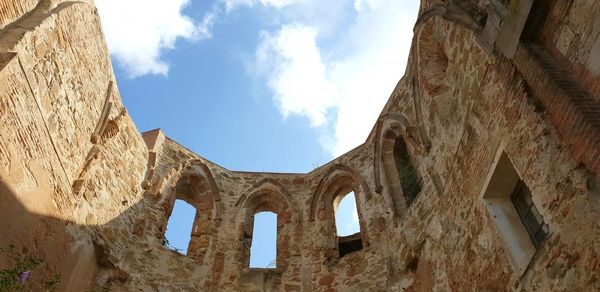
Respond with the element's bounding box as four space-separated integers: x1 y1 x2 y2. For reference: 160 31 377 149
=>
165 194 359 267
96 0 418 267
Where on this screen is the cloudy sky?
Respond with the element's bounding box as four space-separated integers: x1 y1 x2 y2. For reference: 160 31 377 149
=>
96 0 419 267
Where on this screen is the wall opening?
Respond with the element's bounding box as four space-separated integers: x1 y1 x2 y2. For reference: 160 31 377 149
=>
334 192 360 236
511 181 548 248
165 172 217 262
394 136 421 206
520 0 553 44
334 191 363 257
164 199 196 255
493 0 557 58
481 151 548 275
249 211 277 268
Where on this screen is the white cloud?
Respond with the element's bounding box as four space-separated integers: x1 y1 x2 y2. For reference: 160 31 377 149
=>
222 0 302 12
353 0 381 12
97 0 418 156
327 0 419 155
96 0 202 77
254 25 337 126
95 0 308 78
259 0 302 7
353 0 363 11
251 0 419 156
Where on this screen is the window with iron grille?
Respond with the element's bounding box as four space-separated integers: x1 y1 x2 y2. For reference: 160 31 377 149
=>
510 181 548 248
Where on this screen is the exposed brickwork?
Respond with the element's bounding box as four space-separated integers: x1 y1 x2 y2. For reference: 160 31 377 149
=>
515 43 600 181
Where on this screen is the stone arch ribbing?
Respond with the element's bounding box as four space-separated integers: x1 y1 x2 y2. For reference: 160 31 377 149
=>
235 178 296 270
235 178 295 214
159 159 222 263
309 164 372 221
309 165 371 260
405 1 485 154
414 2 485 35
373 114 430 195
416 17 451 99
165 160 223 224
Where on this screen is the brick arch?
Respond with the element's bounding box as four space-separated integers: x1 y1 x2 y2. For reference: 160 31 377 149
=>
309 165 372 221
309 165 371 260
186 160 223 222
235 178 295 213
413 2 485 34
381 113 431 154
381 126 423 216
164 160 223 223
410 3 486 131
416 18 450 99
160 159 222 263
373 114 430 195
236 179 296 270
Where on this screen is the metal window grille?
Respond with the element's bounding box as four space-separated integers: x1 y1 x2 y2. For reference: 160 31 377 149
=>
510 181 548 248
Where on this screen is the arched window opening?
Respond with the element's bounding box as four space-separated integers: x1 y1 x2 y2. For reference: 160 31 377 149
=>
164 199 196 255
162 169 220 262
334 192 360 236
333 191 363 257
394 137 421 206
249 211 277 268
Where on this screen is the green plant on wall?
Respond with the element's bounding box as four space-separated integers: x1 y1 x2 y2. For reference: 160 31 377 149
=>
394 137 421 205
398 161 421 204
162 237 183 254
0 258 40 291
44 273 61 291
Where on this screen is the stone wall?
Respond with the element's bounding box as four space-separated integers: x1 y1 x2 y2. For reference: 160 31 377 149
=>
0 0 598 291
0 1 148 290
0 0 39 28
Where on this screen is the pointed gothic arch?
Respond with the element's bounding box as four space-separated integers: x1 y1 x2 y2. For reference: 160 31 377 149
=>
160 159 222 263
310 165 371 259
374 114 428 214
235 178 297 270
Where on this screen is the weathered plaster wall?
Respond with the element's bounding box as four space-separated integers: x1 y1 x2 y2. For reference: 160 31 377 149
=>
1 0 599 291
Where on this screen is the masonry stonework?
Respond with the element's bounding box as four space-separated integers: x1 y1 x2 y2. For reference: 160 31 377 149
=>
1 0 599 291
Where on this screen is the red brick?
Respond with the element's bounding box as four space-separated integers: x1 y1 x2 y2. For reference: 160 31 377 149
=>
319 274 335 286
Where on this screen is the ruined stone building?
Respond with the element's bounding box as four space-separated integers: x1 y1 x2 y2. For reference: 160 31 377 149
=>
1 0 600 290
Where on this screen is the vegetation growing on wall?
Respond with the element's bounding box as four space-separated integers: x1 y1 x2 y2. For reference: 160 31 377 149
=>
394 137 421 205
0 257 40 290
